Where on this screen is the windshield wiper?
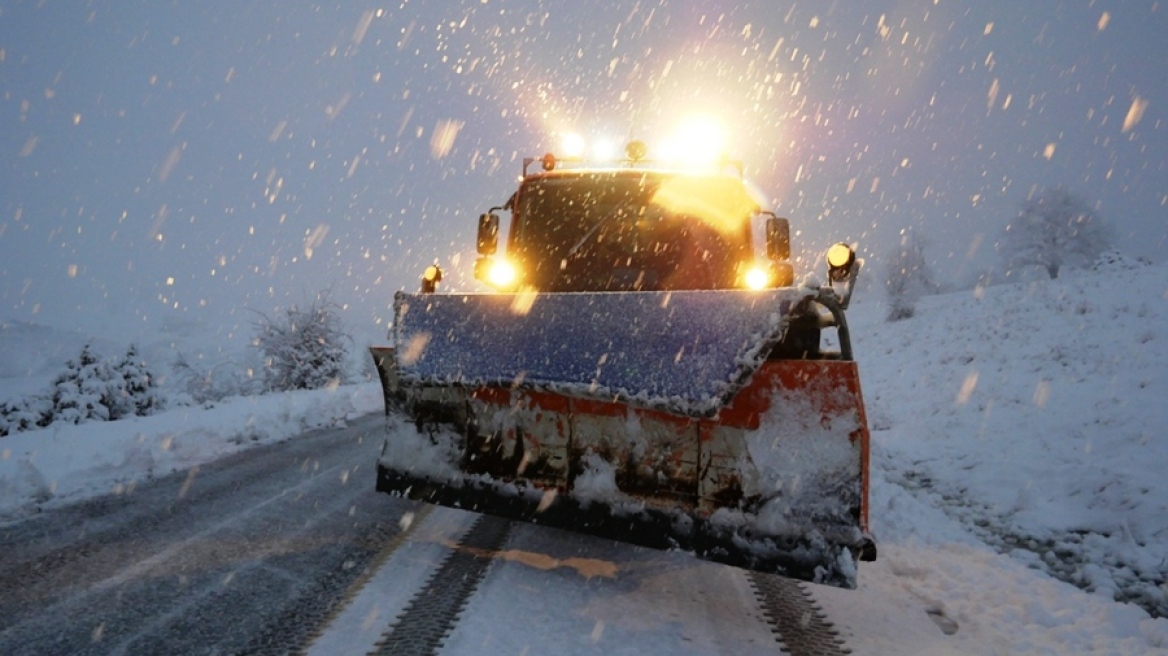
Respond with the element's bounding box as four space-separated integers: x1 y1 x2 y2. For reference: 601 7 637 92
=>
567 204 630 257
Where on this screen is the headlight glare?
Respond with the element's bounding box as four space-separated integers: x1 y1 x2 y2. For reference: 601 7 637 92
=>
744 266 770 290
487 259 518 288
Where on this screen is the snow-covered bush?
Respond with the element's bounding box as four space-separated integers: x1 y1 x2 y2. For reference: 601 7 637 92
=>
171 351 263 405
1090 248 1151 273
253 293 351 392
884 229 938 322
0 343 165 436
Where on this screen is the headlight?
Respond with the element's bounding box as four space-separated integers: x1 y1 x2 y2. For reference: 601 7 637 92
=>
420 264 443 294
487 258 518 289
826 243 856 283
743 266 770 290
661 115 728 168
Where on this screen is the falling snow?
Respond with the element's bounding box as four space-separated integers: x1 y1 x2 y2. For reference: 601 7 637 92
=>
1 2 1167 652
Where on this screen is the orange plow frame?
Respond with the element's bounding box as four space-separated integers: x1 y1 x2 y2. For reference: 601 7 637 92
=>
372 346 875 588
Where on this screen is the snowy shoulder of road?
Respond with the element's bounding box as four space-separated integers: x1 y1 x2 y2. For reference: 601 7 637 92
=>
835 256 1168 654
0 380 383 518
2 259 1168 654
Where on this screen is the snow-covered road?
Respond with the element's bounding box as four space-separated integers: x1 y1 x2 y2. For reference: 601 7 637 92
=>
0 414 406 655
309 481 1165 655
310 506 789 655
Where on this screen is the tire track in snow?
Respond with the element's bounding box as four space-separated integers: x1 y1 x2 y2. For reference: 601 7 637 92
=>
242 504 435 655
749 572 853 655
370 514 513 655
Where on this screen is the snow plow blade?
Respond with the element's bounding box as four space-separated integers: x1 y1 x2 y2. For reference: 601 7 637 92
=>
372 288 873 588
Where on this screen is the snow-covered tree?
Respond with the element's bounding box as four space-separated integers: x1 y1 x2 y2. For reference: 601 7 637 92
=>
50 343 116 424
999 188 1112 280
253 293 351 392
0 395 52 436
1 343 167 435
112 343 164 417
884 230 938 322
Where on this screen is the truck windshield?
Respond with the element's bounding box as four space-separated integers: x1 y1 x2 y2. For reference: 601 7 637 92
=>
511 171 758 291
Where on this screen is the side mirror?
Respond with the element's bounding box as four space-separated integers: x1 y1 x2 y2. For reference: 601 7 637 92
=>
765 215 790 260
477 212 500 255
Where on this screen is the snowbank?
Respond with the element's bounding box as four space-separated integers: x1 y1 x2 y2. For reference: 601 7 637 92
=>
0 383 382 518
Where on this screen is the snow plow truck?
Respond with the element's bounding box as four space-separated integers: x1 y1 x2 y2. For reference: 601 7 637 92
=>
371 140 876 588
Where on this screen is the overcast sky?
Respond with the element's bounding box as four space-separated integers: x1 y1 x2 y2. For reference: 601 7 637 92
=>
2 1 1165 346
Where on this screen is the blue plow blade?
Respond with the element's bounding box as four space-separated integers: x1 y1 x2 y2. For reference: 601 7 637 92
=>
392 288 808 417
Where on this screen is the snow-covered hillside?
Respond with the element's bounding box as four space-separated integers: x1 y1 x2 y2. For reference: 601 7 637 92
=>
856 257 1167 618
1 261 1166 653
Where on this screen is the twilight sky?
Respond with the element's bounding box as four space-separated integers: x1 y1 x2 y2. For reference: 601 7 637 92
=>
1 1 1165 347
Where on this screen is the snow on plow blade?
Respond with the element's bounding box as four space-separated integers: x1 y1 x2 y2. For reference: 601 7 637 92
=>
372 289 873 588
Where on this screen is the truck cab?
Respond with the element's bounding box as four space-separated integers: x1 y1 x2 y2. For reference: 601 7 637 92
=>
475 156 794 293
